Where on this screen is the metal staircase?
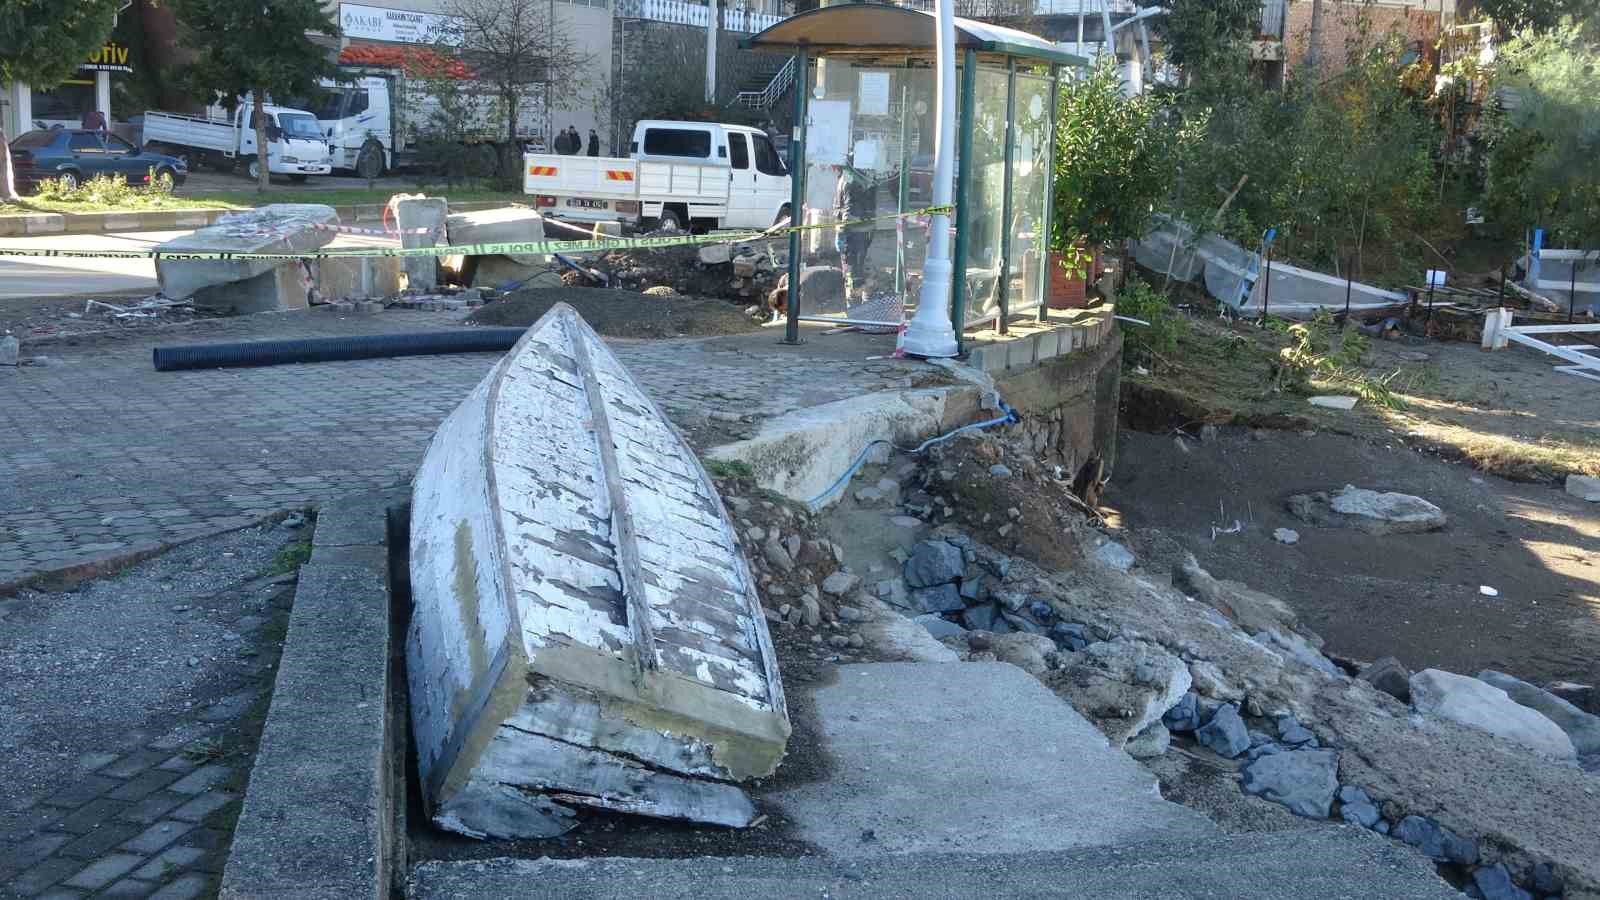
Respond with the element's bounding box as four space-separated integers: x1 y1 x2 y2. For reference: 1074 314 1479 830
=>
735 55 796 110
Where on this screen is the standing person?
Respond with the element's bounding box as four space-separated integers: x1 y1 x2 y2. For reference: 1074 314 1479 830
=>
81 108 106 133
832 151 877 298
587 129 600 157
554 127 572 154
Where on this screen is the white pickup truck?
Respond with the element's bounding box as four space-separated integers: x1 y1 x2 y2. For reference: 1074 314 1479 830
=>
523 120 790 233
142 104 333 181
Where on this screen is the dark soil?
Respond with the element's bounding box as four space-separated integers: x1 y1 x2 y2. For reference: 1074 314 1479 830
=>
1104 425 1600 692
592 239 785 302
0 292 218 344
467 286 760 339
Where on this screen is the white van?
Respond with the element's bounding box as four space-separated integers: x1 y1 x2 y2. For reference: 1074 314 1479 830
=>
523 120 791 233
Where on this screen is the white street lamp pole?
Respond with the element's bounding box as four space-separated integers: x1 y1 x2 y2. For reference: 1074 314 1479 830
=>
899 0 960 358
706 0 719 105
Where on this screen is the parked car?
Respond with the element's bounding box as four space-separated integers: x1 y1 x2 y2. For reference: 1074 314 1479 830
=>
9 129 188 193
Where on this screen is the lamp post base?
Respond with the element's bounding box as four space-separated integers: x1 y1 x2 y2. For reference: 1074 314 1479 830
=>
900 257 959 358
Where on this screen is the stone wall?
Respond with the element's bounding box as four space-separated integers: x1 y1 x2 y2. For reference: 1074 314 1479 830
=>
996 329 1123 496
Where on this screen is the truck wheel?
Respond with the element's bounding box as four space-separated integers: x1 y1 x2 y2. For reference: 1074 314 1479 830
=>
356 141 385 179
656 209 684 234
245 156 263 180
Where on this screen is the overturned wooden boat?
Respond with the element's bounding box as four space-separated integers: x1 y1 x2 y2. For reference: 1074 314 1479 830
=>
406 303 789 840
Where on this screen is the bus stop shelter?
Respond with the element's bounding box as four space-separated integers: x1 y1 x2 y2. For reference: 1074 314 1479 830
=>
744 5 1086 349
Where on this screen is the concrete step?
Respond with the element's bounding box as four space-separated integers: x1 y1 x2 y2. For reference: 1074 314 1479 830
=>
766 662 1219 857
409 827 1461 899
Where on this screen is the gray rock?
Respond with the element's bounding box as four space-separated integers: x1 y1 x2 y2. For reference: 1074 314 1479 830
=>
959 577 985 603
1051 622 1090 652
1196 704 1250 758
961 604 1000 632
904 540 965 588
1286 485 1447 534
1245 742 1284 761
1125 722 1171 759
910 584 964 614
1336 785 1371 806
1410 669 1576 759
1241 749 1339 818
914 615 968 640
988 633 1057 677
1092 541 1136 571
1188 659 1244 701
1566 474 1600 502
1000 612 1048 636
801 596 821 628
763 535 795 573
1045 640 1192 750
1530 862 1562 895
1394 815 1478 865
821 571 862 596
1162 693 1201 733
1028 601 1055 622
989 464 1012 478
1276 715 1316 746
1477 669 1600 755
1471 864 1532 900
0 336 18 366
1358 656 1412 702
1336 786 1380 828
1273 527 1300 544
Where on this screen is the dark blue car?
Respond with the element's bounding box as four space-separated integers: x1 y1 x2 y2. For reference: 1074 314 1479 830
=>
9 129 188 193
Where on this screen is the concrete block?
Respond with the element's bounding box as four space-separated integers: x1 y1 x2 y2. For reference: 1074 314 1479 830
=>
1006 336 1037 371
192 264 309 315
316 256 403 301
103 213 140 231
395 196 449 291
445 207 547 265
469 257 564 290
24 214 65 234
156 205 337 301
1036 327 1063 360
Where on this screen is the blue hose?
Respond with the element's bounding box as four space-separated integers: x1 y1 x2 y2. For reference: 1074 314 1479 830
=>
805 400 1017 509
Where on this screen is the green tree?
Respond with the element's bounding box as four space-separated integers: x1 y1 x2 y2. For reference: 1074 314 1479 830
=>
1481 22 1600 249
171 0 340 193
1052 61 1194 275
1150 0 1261 79
0 0 122 200
1472 0 1591 33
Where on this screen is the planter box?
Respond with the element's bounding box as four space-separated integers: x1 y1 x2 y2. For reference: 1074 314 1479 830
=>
1048 246 1101 309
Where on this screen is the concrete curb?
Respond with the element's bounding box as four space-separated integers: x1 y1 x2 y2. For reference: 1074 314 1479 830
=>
0 510 291 598
0 200 514 237
220 487 409 900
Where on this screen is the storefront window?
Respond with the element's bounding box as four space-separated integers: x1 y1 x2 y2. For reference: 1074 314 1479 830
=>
31 81 95 124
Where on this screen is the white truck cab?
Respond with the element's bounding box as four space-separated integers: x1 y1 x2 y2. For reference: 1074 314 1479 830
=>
523 120 791 232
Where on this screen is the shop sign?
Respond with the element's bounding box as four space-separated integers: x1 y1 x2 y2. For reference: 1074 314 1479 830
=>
341 3 463 45
82 41 133 74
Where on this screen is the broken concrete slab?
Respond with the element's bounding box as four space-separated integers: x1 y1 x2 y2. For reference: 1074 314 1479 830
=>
1409 669 1575 759
1043 639 1192 750
767 662 1217 857
315 256 402 302
445 207 548 266
395 196 447 291
1286 485 1447 535
155 204 336 312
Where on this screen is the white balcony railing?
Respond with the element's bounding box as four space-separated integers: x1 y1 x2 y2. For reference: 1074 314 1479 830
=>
615 0 786 33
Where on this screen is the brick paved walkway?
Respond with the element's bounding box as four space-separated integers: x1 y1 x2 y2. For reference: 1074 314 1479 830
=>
0 310 921 585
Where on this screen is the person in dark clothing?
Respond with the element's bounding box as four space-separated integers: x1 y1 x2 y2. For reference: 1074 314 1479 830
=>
832 155 877 296
81 109 106 132
587 129 600 156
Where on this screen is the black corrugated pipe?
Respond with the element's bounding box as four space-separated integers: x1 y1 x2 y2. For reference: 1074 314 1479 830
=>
152 329 528 372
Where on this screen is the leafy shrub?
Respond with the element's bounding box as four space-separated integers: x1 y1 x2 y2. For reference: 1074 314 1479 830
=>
1117 275 1186 366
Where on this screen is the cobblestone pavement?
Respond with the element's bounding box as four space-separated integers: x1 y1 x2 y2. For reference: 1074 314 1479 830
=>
0 521 302 899
0 308 924 586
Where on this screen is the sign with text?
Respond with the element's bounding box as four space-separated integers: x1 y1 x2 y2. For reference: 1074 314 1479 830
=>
81 41 133 74
340 3 462 45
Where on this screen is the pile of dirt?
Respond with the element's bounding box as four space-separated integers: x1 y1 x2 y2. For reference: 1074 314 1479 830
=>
591 239 786 305
466 286 761 339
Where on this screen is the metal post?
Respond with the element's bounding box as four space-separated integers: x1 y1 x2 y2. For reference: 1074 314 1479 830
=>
1343 255 1353 321
705 0 719 105
1427 278 1436 324
1038 64 1059 323
899 0 960 358
782 47 809 346
1570 252 1579 324
948 48 978 349
1260 244 1272 322
1498 264 1507 308
896 81 909 302
997 58 1017 335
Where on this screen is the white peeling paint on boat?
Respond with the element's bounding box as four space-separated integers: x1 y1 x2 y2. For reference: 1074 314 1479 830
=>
406 302 789 840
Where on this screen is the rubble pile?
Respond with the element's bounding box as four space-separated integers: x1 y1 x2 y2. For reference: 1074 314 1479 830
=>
591 240 786 315
802 426 1599 900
